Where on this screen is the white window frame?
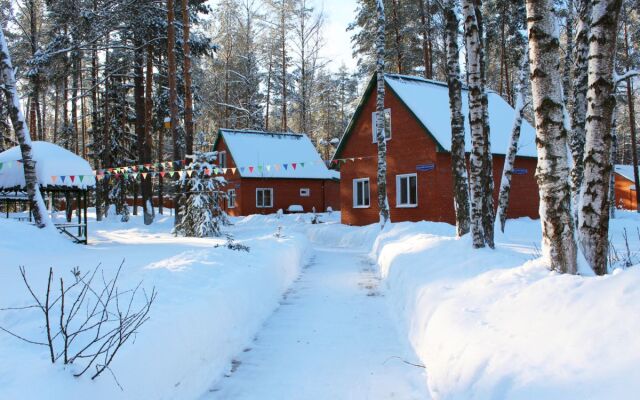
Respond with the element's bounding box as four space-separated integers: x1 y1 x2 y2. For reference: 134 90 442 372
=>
300 188 310 197
353 178 371 208
396 173 418 208
371 109 392 143
227 189 236 209
256 188 274 208
218 151 227 168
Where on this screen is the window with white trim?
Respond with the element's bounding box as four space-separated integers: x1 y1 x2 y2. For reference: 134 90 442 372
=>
371 109 392 143
353 178 370 208
227 189 236 209
396 173 418 207
256 188 273 208
218 151 227 168
300 188 310 197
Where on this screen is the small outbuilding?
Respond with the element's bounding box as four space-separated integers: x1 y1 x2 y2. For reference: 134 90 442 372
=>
333 74 540 226
613 165 639 211
0 141 96 243
213 129 340 216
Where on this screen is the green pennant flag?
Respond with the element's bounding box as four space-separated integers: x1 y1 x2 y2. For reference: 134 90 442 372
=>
300 162 305 168
0 162 3 171
258 165 263 173
79 175 85 182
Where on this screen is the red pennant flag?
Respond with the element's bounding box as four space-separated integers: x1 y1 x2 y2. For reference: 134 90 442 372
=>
160 171 166 177
70 176 76 183
249 166 254 173
292 163 297 170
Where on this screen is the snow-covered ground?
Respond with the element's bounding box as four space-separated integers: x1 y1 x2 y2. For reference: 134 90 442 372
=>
0 210 311 399
1 209 639 399
371 213 640 399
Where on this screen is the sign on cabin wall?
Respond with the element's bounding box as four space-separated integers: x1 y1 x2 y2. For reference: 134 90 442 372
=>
416 163 435 172
512 168 528 175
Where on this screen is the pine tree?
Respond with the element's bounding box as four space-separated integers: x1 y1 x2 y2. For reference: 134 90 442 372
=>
174 152 228 238
578 0 623 275
525 0 577 274
444 0 470 237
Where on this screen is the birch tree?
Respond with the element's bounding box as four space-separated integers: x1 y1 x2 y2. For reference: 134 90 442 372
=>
0 28 49 228
570 0 591 214
375 0 389 225
461 0 489 248
496 45 529 233
525 0 577 274
444 0 470 237
578 0 623 275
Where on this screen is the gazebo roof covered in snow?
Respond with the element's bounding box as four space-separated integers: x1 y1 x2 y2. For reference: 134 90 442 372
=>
0 141 96 191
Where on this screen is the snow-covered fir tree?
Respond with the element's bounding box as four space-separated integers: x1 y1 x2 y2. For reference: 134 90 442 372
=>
174 151 228 238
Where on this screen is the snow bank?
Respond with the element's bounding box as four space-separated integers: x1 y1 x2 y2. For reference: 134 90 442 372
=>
372 214 640 399
0 212 310 399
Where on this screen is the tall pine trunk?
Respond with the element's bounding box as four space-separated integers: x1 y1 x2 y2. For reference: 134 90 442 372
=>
578 0 622 275
144 42 155 223
167 0 180 161
182 0 194 156
444 0 470 237
525 0 577 274
418 0 433 79
375 0 390 226
496 46 529 233
0 29 49 228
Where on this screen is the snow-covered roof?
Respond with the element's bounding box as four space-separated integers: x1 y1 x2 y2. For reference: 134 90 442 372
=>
384 74 538 157
218 129 337 179
0 141 96 190
615 165 639 182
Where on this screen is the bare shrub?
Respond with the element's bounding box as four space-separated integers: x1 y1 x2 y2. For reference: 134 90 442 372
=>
0 261 156 384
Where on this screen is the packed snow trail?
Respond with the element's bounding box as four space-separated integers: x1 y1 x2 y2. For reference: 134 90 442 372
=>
204 246 430 400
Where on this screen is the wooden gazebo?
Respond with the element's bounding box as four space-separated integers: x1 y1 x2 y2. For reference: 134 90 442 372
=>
0 141 96 244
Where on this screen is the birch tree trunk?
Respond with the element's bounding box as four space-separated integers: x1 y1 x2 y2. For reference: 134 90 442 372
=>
570 0 591 216
461 0 487 248
0 28 49 228
475 0 495 249
609 112 618 219
496 46 529 233
375 0 390 226
525 0 577 274
578 0 622 276
445 0 470 237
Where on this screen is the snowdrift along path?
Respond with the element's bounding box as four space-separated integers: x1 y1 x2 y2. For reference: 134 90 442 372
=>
203 245 430 400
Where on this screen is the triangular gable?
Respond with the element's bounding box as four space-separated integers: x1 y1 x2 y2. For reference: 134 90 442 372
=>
333 74 538 161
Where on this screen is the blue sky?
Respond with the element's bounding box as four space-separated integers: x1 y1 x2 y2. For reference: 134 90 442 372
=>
318 0 359 71
206 0 359 72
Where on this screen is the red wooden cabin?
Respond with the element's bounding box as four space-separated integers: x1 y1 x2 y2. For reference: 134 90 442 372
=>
333 74 540 226
613 165 639 211
213 129 340 216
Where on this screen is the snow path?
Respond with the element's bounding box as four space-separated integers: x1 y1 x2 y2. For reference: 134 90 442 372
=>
203 245 430 400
